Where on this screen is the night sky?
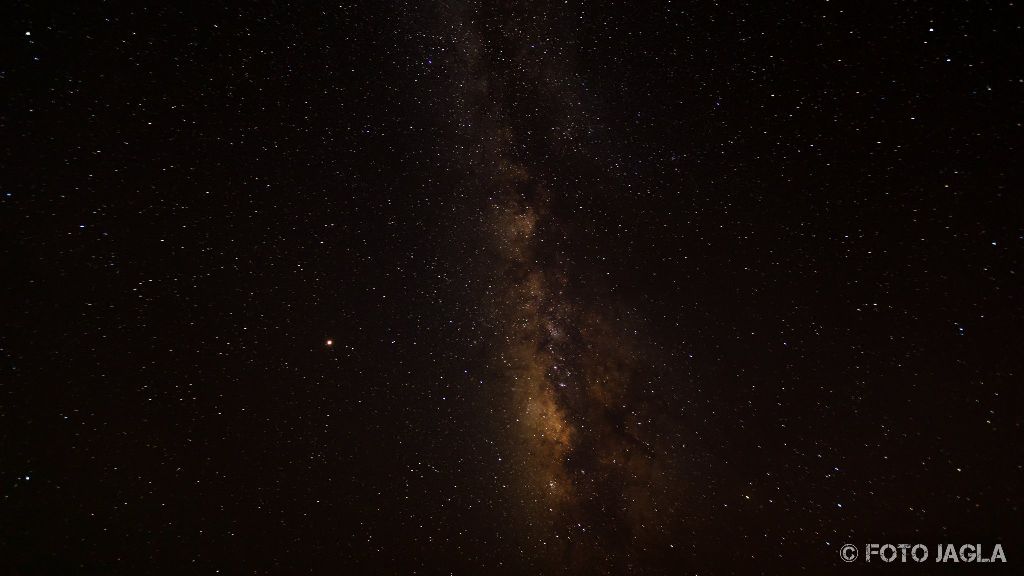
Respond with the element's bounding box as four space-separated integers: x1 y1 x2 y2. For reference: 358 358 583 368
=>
4 1 1022 574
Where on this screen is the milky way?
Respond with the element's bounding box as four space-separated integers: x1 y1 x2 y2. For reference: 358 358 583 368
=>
439 3 683 571
489 182 676 572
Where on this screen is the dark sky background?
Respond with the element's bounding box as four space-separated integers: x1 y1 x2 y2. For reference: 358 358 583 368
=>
3 1 1021 574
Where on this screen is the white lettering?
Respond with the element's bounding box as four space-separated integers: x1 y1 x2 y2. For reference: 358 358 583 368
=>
911 544 928 562
960 544 976 562
866 543 880 562
992 544 1006 563
880 544 897 562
